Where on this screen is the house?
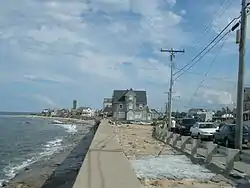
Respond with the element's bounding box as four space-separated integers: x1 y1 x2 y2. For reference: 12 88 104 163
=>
103 98 112 109
81 107 95 117
112 88 150 121
187 108 205 117
188 108 214 122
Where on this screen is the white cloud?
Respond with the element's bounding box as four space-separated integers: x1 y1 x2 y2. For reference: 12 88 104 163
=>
0 0 195 110
201 88 234 105
210 2 250 42
23 74 75 84
166 0 176 7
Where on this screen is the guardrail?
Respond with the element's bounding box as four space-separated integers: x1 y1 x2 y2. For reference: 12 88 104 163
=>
153 124 240 173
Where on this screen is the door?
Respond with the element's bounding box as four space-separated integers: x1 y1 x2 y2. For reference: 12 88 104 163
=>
126 110 134 121
216 125 226 142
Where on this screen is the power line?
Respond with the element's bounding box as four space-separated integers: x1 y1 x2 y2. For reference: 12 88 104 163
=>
174 15 241 77
187 38 227 107
174 29 233 81
192 0 233 47
173 67 236 83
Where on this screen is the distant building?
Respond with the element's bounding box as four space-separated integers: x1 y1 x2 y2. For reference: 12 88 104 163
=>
188 108 206 117
103 98 112 109
188 108 214 122
73 100 77 110
81 107 95 117
244 87 250 111
112 88 150 121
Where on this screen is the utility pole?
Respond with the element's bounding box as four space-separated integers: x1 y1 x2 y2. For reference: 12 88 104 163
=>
161 48 185 130
235 0 248 150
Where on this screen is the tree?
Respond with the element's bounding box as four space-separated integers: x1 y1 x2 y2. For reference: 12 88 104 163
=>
226 107 231 114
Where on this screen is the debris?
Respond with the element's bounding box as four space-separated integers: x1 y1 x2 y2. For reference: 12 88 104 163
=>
131 155 215 180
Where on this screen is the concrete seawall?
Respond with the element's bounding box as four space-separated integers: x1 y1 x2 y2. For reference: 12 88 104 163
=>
73 119 142 188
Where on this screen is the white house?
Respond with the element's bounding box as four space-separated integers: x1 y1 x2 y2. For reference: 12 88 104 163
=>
81 107 95 117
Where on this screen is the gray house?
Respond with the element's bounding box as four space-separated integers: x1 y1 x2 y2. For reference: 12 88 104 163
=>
112 88 151 121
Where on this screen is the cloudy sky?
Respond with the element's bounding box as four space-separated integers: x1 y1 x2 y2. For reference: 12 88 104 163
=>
0 0 248 112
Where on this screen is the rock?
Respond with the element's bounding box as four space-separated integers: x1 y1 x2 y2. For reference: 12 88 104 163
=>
211 174 226 183
16 183 24 188
1 181 8 187
24 167 29 171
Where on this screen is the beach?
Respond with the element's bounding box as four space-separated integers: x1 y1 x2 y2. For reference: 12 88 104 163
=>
0 116 98 188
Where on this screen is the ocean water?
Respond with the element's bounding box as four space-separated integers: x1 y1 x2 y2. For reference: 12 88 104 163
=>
0 115 78 185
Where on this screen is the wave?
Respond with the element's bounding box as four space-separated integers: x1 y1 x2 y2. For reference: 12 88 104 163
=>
52 120 63 124
54 123 78 134
1 138 63 186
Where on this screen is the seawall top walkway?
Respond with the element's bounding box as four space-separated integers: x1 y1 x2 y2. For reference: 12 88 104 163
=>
73 119 142 188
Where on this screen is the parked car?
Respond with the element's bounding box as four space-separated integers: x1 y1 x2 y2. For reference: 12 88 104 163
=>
190 122 218 140
177 118 196 135
213 124 249 148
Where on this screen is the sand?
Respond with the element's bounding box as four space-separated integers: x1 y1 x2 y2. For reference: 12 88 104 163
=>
113 123 234 188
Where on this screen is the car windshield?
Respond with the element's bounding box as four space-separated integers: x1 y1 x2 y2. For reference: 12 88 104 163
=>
231 125 248 133
199 123 216 129
182 118 196 125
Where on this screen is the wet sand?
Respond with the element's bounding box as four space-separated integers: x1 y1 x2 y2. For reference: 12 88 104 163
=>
4 119 98 188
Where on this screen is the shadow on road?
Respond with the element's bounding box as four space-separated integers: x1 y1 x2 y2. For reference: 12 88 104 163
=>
41 122 99 188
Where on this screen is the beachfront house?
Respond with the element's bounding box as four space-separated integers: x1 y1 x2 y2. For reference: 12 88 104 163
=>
112 88 151 121
81 107 95 117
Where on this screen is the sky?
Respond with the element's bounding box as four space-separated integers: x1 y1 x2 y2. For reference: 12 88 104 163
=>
0 0 249 112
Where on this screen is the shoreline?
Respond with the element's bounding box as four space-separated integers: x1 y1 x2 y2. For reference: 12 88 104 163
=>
1 117 98 188
11 115 94 124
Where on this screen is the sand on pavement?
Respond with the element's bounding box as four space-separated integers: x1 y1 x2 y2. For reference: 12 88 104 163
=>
112 123 234 188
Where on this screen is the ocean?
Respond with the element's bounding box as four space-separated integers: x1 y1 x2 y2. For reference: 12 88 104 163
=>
0 115 79 185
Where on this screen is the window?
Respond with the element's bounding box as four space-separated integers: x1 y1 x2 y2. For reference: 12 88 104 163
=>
231 125 248 133
119 104 123 109
128 103 133 110
193 123 198 128
199 123 216 128
182 118 196 125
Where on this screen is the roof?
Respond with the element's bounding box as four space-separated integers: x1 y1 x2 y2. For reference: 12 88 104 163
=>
244 87 250 92
188 108 204 113
150 109 160 114
196 122 214 124
112 89 147 104
103 98 112 103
